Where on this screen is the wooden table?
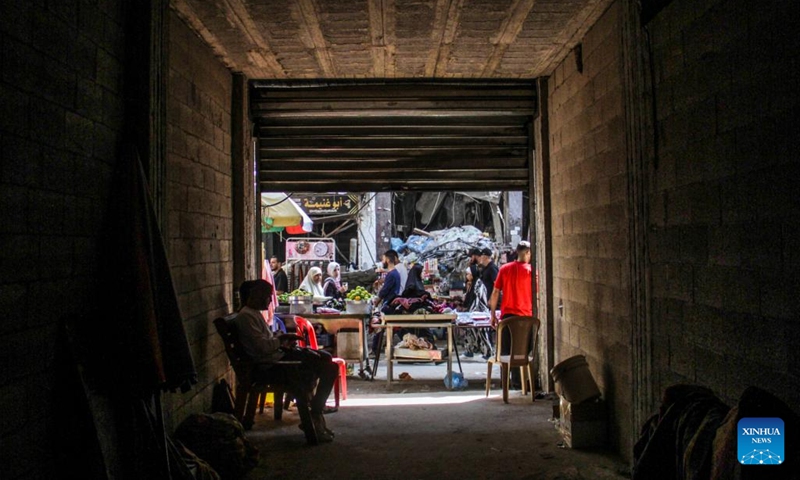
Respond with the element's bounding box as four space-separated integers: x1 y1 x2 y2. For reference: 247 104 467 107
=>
377 313 457 388
301 313 369 375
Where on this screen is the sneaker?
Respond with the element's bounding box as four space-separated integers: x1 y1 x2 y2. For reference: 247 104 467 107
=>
462 351 474 358
316 429 334 443
314 414 335 440
299 419 335 442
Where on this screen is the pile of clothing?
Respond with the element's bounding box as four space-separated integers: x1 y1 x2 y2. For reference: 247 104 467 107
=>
382 292 448 316
633 384 799 479
396 333 435 351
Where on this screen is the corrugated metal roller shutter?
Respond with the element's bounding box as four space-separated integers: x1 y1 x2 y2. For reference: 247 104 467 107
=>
250 80 536 192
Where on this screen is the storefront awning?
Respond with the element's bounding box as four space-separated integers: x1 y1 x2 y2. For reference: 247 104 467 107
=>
261 193 313 234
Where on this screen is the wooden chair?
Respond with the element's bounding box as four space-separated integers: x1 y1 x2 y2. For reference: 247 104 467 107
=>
485 316 541 403
213 315 318 444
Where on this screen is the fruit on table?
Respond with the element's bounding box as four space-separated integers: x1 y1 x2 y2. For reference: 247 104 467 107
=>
346 286 372 301
278 289 312 303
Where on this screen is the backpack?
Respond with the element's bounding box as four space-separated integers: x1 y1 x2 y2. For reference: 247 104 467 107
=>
174 413 259 479
211 379 235 415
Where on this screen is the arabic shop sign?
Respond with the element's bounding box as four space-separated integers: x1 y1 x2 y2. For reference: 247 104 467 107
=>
299 195 360 215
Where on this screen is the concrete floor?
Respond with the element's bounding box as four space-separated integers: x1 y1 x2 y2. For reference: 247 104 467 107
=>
243 355 631 480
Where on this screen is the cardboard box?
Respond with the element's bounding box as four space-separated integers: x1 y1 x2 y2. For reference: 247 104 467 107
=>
336 329 361 360
558 396 607 448
393 347 442 361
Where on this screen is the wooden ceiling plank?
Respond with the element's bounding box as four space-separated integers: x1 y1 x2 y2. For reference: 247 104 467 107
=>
219 0 285 77
367 0 398 77
482 0 538 77
368 0 386 77
526 0 611 76
172 0 239 73
382 0 397 77
295 0 337 77
425 0 465 77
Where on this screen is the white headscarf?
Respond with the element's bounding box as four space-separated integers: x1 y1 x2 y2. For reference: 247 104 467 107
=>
326 261 341 289
299 266 325 297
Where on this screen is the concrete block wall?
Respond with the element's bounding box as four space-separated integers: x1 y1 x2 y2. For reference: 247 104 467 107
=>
547 1 632 453
0 1 126 477
647 0 800 409
161 11 235 432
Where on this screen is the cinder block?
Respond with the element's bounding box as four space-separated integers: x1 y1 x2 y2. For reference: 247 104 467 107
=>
558 396 607 448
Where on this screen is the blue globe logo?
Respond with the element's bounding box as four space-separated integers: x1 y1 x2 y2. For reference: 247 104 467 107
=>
740 449 783 465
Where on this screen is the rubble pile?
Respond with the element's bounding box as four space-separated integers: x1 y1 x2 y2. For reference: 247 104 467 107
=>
392 225 497 277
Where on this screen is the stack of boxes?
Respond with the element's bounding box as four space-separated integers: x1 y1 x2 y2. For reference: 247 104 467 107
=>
551 355 607 448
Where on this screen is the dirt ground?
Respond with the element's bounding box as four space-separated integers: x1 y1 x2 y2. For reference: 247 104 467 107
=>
243 357 631 480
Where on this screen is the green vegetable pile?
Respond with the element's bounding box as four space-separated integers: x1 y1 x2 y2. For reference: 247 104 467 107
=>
278 289 312 303
345 286 372 301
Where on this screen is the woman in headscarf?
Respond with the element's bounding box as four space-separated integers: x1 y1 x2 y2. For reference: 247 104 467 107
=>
465 264 489 312
299 266 325 298
401 263 426 297
323 261 347 299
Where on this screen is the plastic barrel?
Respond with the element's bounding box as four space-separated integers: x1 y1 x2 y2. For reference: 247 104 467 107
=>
550 355 601 404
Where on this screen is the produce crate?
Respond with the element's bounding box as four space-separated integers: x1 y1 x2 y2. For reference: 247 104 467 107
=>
336 328 361 360
289 296 314 314
345 300 371 314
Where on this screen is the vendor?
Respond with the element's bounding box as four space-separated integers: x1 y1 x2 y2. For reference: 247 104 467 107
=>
323 261 347 299
299 266 325 297
270 255 288 295
373 250 402 308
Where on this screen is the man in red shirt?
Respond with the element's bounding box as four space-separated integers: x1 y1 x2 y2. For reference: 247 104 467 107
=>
489 241 532 326
489 240 533 389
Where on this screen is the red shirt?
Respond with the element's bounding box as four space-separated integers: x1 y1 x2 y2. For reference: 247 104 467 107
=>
493 261 532 318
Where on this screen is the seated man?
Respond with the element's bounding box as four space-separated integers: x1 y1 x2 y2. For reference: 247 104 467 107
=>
233 279 339 442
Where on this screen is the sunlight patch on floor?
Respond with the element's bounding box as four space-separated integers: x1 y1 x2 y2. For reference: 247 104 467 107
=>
341 393 499 407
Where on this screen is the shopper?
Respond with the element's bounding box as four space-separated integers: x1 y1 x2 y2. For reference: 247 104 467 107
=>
323 261 347 299
489 241 533 389
479 247 499 301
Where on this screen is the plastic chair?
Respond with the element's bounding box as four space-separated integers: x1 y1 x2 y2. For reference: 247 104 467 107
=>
485 316 540 403
260 315 347 412
294 315 347 406
213 315 318 444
